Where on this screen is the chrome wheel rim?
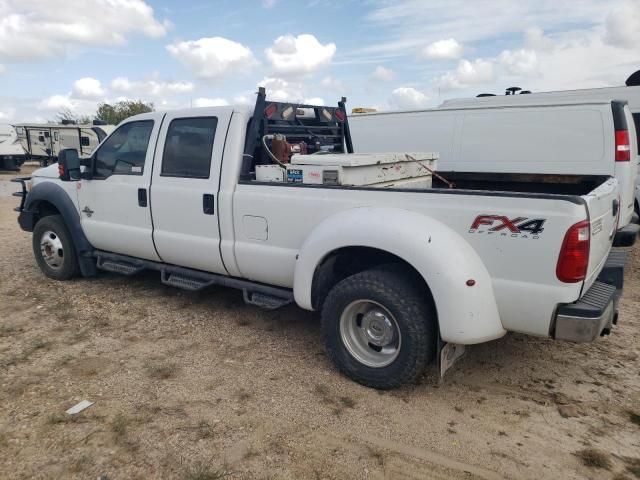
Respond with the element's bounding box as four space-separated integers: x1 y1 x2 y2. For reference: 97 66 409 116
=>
40 230 64 269
339 300 401 368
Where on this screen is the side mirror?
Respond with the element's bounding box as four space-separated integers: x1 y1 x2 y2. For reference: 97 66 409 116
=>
58 149 81 181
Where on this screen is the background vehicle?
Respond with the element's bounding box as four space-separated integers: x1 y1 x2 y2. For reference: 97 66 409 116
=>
0 124 27 171
13 90 628 389
439 70 640 220
350 99 639 238
15 121 115 167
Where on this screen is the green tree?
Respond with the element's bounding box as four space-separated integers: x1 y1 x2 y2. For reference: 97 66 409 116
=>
95 100 154 125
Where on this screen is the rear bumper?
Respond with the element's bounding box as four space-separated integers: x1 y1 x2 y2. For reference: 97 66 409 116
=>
613 223 639 247
553 250 627 342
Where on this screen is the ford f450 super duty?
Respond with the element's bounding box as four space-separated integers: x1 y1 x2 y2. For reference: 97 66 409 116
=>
13 89 631 389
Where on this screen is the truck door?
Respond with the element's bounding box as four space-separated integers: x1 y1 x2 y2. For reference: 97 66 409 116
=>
76 115 161 261
149 112 229 274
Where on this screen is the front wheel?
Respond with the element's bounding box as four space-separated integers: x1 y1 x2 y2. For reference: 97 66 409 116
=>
321 265 436 389
32 215 79 280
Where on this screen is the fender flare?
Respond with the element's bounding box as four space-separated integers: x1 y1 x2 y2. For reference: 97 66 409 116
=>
24 182 96 276
294 207 506 344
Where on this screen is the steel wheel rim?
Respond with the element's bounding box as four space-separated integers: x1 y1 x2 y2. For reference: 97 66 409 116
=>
339 300 401 368
40 230 64 270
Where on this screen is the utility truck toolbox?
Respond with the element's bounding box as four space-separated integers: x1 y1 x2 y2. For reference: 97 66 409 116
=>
13 86 629 390
287 152 437 186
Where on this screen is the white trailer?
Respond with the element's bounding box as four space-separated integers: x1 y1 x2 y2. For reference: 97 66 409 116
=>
14 122 115 166
0 124 27 171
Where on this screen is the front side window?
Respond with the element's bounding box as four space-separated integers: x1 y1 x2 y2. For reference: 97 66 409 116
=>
161 117 217 178
94 120 153 178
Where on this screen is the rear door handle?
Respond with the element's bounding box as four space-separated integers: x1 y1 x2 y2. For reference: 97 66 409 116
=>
203 194 215 215
138 188 147 207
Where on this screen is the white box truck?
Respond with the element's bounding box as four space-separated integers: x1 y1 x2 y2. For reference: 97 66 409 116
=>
439 70 640 223
349 99 639 245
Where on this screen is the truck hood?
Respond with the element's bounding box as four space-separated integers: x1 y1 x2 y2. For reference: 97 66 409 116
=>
32 163 60 179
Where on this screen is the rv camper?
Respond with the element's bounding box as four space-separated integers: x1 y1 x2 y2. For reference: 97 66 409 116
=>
0 124 27 171
15 121 115 166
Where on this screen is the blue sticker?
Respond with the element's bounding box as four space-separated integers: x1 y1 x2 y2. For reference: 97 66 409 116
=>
287 169 303 183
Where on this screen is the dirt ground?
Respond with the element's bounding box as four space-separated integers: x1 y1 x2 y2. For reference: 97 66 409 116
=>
0 167 638 480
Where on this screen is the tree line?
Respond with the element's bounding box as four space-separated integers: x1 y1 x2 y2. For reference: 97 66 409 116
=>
55 100 154 125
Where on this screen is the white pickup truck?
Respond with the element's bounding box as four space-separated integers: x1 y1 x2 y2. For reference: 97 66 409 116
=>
13 89 629 389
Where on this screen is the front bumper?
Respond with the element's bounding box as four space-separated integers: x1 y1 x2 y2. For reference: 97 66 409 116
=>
553 250 627 342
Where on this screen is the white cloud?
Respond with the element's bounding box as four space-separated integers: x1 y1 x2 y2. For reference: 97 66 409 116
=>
166 37 257 81
372 66 395 82
0 64 5 74
389 87 429 110
72 77 105 99
321 76 345 91
0 0 168 62
304 97 325 106
498 49 539 77
38 94 74 111
192 97 229 108
524 27 555 53
262 0 277 8
604 2 640 49
265 34 336 76
110 77 194 97
258 77 304 102
421 38 463 59
436 58 495 90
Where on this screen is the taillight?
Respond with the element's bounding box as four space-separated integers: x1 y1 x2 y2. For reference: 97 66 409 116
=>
615 130 630 162
556 220 590 283
335 108 346 122
264 103 277 119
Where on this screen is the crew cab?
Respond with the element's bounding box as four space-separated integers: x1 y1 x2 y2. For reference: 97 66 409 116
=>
13 89 629 389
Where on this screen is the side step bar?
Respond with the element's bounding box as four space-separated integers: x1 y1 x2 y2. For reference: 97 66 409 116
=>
93 251 293 309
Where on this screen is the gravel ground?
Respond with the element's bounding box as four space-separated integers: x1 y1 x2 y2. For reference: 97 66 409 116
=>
0 174 638 480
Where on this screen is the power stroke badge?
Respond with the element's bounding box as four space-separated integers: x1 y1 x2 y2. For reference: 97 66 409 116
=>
469 215 547 239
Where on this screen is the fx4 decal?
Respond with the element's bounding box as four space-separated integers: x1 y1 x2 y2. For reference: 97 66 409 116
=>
469 215 546 239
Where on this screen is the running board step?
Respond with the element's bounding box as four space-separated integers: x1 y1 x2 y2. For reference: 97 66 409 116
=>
243 290 292 310
96 256 145 276
161 271 213 291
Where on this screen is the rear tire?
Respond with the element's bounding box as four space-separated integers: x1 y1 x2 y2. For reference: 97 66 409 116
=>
321 265 436 389
32 215 79 280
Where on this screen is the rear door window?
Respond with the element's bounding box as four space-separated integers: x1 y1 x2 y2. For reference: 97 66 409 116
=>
161 117 218 179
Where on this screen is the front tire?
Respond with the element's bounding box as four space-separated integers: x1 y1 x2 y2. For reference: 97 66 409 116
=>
321 265 436 389
32 215 79 280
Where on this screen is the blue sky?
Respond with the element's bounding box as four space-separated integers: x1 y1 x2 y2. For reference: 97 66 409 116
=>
0 0 638 122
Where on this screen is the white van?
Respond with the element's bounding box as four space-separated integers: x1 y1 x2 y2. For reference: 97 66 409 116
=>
440 81 640 220
349 99 639 230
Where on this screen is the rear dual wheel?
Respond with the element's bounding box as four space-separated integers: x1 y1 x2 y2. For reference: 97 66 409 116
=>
321 265 437 389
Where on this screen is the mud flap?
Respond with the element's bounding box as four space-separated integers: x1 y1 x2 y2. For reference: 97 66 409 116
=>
437 336 466 383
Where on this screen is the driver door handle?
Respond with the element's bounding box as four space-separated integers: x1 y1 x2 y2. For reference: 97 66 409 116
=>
138 188 147 207
203 194 215 215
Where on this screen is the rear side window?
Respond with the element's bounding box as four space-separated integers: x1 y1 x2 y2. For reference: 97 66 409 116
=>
633 113 640 150
161 117 217 178
81 136 90 147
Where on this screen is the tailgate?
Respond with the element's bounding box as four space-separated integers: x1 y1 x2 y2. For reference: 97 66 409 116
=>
582 177 618 289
